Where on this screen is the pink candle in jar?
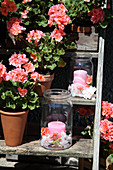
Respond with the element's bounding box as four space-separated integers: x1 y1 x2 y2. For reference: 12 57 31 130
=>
48 121 66 136
74 70 87 84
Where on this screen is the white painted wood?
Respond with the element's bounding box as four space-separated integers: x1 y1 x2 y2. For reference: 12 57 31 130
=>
92 30 105 170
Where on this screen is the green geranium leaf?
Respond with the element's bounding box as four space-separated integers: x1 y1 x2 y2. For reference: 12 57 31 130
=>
36 53 41 62
24 21 30 25
44 55 52 61
34 62 39 68
11 81 18 86
53 56 60 62
22 103 27 109
106 154 113 169
56 48 65 55
5 91 14 98
29 94 38 103
28 104 36 110
26 47 32 53
47 63 57 70
1 92 5 100
6 102 16 109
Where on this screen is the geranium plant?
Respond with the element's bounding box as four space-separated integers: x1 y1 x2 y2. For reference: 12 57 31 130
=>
100 101 113 169
76 105 94 138
0 53 44 111
0 1 76 75
58 0 112 28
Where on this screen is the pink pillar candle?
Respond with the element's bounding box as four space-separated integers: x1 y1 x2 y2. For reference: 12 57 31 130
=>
74 76 86 85
74 70 87 83
48 121 66 136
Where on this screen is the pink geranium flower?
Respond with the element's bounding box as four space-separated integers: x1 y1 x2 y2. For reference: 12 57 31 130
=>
101 101 113 119
21 10 29 19
26 30 35 42
100 119 113 141
30 54 37 62
84 0 90 2
18 87 27 97
51 28 65 42
0 63 7 78
23 62 35 73
33 30 45 42
30 72 38 81
48 4 71 29
48 4 68 16
7 17 22 32
9 21 26 36
8 68 28 83
22 0 32 3
31 72 45 81
9 54 28 67
26 30 45 43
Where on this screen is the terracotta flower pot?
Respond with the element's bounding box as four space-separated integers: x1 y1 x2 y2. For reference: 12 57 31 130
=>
0 110 29 147
34 74 54 96
71 24 91 33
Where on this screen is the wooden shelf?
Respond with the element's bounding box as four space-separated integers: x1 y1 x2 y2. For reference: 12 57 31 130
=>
0 137 93 158
71 97 96 105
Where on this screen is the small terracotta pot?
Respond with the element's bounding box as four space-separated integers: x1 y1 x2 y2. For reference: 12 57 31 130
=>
34 74 54 96
71 24 91 33
0 110 29 147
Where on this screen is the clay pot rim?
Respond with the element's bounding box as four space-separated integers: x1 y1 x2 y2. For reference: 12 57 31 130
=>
37 74 54 83
0 109 29 116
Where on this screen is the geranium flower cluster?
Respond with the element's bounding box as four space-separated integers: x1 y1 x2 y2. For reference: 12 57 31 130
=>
48 4 71 42
21 10 29 19
4 3 70 43
100 101 113 149
7 17 26 36
25 4 71 44
0 0 17 16
0 1 74 73
26 30 45 45
76 106 94 116
88 7 105 24
0 53 44 97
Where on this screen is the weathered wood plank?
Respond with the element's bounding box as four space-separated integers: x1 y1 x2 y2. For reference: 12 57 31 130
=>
0 138 93 158
70 26 99 52
71 97 96 105
92 30 105 170
64 51 98 59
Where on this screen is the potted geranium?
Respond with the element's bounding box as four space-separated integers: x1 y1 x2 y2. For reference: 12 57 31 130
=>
0 53 44 146
100 101 113 170
0 1 77 95
58 0 112 32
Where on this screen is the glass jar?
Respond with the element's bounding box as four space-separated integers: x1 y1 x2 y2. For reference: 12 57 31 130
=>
41 89 73 150
73 54 93 75
69 54 93 85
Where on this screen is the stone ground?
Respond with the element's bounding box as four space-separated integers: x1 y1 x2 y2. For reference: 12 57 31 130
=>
0 155 79 170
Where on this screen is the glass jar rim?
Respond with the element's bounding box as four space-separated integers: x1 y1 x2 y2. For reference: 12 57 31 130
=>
73 54 92 59
43 89 71 100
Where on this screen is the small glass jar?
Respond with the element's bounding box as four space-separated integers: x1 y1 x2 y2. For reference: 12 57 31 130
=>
41 89 73 150
69 54 93 85
73 54 93 76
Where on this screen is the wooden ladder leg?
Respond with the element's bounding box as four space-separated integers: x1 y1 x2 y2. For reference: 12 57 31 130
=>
79 158 84 170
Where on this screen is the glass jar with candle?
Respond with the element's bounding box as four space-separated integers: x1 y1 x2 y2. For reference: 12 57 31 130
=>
41 89 73 150
70 54 93 85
